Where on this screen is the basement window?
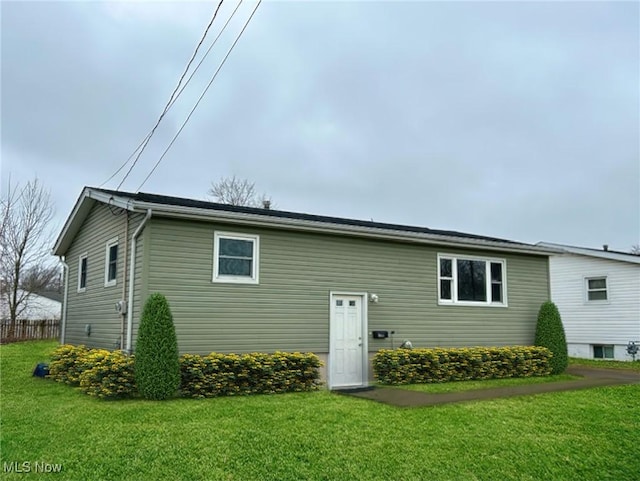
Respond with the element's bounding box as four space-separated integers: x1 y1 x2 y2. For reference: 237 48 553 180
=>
593 345 614 359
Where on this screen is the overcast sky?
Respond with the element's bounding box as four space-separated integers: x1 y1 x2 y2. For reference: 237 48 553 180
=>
2 1 638 251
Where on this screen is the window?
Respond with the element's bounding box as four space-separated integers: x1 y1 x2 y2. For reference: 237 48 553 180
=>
586 277 607 301
213 232 259 284
593 345 614 359
104 238 118 287
77 254 88 292
438 254 506 306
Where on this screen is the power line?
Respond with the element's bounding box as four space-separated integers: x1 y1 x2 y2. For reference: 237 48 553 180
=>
136 0 262 192
110 0 226 191
99 0 244 189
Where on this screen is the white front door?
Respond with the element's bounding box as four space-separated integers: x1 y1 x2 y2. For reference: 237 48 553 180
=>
330 294 366 389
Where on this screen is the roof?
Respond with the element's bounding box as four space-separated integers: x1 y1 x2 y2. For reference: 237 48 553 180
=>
537 242 640 265
53 187 559 257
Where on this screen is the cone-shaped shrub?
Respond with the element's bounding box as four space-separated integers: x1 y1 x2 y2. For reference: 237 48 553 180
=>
534 301 568 374
135 293 180 400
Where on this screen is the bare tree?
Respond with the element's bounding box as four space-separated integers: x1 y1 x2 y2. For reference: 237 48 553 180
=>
631 244 640 256
207 176 272 208
0 179 55 335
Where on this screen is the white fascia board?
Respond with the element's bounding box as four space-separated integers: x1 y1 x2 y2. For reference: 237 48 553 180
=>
130 200 555 256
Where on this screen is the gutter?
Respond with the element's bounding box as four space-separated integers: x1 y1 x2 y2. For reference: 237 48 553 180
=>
59 257 69 344
125 209 152 353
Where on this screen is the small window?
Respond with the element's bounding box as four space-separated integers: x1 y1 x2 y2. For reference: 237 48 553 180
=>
336 300 343 307
586 277 607 301
213 232 259 284
104 238 118 287
438 254 506 306
349 300 356 307
593 345 614 359
77 254 88 293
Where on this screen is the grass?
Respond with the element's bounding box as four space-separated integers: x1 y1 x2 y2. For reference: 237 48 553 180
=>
1 341 639 481
393 374 579 393
569 357 640 371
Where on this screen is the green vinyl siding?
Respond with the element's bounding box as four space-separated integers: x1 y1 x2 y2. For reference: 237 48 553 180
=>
63 204 145 350
142 216 550 355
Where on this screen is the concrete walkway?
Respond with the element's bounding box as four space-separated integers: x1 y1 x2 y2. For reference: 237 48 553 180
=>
336 366 640 407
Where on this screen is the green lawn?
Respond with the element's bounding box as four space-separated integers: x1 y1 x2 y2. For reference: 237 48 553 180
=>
393 374 579 393
2 341 639 481
569 356 640 371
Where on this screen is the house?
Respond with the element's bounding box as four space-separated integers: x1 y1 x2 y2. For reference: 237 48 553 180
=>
0 289 62 322
53 187 555 389
538 242 640 361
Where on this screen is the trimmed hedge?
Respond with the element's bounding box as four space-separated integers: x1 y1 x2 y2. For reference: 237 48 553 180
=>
373 346 553 385
49 344 321 400
180 351 322 398
48 344 91 386
79 349 136 399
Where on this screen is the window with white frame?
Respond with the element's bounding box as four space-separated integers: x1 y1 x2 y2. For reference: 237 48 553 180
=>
213 232 259 284
104 238 118 287
586 277 607 301
438 254 506 305
77 254 88 292
593 344 614 359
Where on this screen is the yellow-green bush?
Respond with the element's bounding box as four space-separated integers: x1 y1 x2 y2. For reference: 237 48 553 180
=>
180 351 322 398
48 344 91 386
79 350 136 399
373 346 552 385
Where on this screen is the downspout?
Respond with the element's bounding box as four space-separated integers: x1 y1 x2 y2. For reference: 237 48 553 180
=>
120 212 129 350
59 256 69 344
126 209 152 353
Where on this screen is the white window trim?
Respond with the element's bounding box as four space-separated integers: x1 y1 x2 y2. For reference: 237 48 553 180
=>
104 237 118 287
212 231 259 284
592 344 614 359
585 276 608 304
77 253 88 293
437 253 508 307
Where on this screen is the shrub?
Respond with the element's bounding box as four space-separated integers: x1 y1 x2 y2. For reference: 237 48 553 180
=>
180 351 322 398
48 344 90 386
135 293 180 400
535 301 568 374
373 346 552 385
79 350 136 399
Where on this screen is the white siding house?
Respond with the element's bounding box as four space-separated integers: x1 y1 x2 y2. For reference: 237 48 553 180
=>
539 243 640 361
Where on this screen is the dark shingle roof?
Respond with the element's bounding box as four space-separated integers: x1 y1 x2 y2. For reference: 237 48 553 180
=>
94 187 525 246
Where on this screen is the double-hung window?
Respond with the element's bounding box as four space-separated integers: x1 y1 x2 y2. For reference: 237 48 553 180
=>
586 277 607 302
438 254 506 306
213 232 259 284
104 238 118 287
78 254 88 292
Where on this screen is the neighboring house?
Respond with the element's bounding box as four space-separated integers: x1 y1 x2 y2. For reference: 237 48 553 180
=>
538 242 640 361
0 289 62 321
53 187 555 389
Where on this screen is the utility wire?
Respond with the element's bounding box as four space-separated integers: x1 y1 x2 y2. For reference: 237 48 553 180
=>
109 0 226 191
136 0 262 192
99 0 243 189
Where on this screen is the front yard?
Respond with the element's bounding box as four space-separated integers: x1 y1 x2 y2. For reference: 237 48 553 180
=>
1 341 639 480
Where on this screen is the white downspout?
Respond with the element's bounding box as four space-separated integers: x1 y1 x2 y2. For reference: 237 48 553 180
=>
126 209 152 353
59 256 69 344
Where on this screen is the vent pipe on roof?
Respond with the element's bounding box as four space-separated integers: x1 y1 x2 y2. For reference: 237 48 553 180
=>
603 244 609 251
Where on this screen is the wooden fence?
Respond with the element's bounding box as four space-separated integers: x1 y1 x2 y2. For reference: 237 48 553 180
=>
1 319 60 343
